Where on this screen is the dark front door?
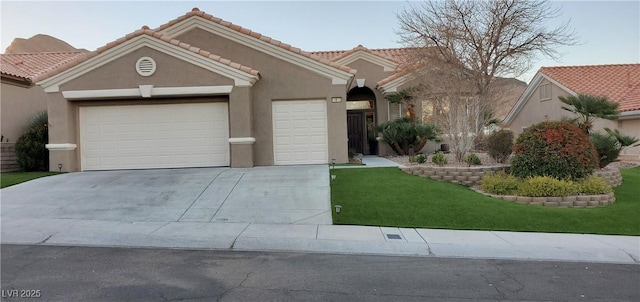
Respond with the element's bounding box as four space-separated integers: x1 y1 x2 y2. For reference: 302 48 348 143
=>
347 112 364 154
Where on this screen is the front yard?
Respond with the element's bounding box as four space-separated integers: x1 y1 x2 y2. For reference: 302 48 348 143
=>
1 172 60 189
330 166 640 235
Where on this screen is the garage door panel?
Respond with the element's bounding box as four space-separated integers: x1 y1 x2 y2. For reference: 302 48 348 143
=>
80 102 229 171
272 100 328 165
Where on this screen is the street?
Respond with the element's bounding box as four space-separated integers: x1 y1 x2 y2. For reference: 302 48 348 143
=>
1 244 638 301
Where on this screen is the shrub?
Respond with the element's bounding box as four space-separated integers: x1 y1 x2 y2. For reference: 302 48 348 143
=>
486 130 513 163
590 131 620 168
516 176 580 197
480 171 520 195
415 154 426 163
465 153 481 166
431 152 447 166
15 112 49 171
579 175 612 194
511 121 599 180
348 148 356 158
377 118 441 155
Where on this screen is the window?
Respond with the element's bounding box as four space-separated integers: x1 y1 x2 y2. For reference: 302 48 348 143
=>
539 83 551 100
388 102 402 121
346 100 373 110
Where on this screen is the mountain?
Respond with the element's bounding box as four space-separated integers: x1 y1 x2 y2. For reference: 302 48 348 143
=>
4 34 86 54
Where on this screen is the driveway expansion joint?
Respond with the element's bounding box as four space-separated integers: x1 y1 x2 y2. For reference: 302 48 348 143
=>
177 172 222 222
209 171 245 223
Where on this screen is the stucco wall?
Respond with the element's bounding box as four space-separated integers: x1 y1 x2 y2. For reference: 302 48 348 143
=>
175 28 349 165
61 47 234 90
508 79 572 135
1 81 48 142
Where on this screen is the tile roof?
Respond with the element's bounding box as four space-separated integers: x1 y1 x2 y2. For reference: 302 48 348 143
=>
35 27 260 83
311 45 411 64
540 64 640 112
155 8 356 75
1 51 85 83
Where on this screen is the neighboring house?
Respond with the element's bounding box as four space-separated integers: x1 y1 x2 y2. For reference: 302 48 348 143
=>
503 64 640 159
1 51 85 142
1 51 85 172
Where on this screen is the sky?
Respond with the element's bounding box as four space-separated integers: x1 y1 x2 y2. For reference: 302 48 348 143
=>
1 1 638 83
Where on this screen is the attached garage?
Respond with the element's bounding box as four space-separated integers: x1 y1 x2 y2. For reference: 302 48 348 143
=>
79 102 229 171
272 100 329 165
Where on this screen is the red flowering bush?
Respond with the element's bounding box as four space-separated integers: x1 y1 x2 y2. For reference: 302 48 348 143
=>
511 121 599 180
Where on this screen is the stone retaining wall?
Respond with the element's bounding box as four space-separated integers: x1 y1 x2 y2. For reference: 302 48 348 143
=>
402 165 623 188
1 143 19 172
401 166 509 187
470 188 615 208
594 169 622 187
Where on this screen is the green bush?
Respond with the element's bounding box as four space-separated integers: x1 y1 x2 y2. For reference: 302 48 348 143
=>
348 148 356 158
486 130 513 163
590 131 620 168
15 112 49 171
579 175 612 194
376 118 441 155
511 121 599 180
464 153 482 166
516 176 580 197
480 171 520 195
415 154 426 163
431 152 447 166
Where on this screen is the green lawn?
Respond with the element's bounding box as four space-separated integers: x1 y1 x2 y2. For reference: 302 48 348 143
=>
330 166 640 235
1 171 60 189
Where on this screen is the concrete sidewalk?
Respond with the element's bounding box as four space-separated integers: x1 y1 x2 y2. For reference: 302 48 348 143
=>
334 156 404 168
2 218 638 264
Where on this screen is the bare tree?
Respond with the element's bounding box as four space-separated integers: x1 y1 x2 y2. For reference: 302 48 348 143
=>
396 0 577 161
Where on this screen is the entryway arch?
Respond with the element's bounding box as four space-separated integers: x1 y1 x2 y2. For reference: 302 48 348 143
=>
346 86 377 155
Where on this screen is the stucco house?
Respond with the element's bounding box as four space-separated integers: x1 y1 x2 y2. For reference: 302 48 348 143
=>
31 8 430 172
1 51 85 171
503 64 640 159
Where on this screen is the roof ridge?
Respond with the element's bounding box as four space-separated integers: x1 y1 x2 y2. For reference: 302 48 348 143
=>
154 8 356 75
541 63 640 69
1 51 86 56
34 27 260 83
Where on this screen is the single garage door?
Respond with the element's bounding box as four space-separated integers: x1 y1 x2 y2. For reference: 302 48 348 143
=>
272 100 328 165
80 102 229 171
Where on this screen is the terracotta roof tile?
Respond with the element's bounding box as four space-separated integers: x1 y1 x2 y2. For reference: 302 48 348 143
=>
311 45 412 64
540 64 640 112
1 51 85 83
35 28 260 82
154 8 356 75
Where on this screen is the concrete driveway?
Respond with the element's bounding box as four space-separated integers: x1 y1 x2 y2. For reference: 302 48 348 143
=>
0 166 331 225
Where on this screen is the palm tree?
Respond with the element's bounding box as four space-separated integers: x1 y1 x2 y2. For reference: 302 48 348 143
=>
559 94 620 134
385 89 416 122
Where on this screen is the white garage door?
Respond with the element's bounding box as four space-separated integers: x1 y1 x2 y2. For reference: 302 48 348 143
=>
272 100 328 165
80 102 229 171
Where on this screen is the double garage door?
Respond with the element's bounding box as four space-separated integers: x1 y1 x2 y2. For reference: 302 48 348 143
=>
79 100 329 170
80 103 229 171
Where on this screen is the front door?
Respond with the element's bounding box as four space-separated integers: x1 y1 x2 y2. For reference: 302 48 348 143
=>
347 112 364 154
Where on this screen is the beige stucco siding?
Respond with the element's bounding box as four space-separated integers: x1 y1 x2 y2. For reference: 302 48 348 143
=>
346 58 394 123
508 79 573 135
60 47 234 91
1 81 48 142
176 28 349 165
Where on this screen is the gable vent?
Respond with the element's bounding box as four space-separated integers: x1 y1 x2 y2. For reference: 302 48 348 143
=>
136 57 156 76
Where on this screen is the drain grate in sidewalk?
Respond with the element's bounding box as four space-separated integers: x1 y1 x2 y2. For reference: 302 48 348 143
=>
386 234 402 240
